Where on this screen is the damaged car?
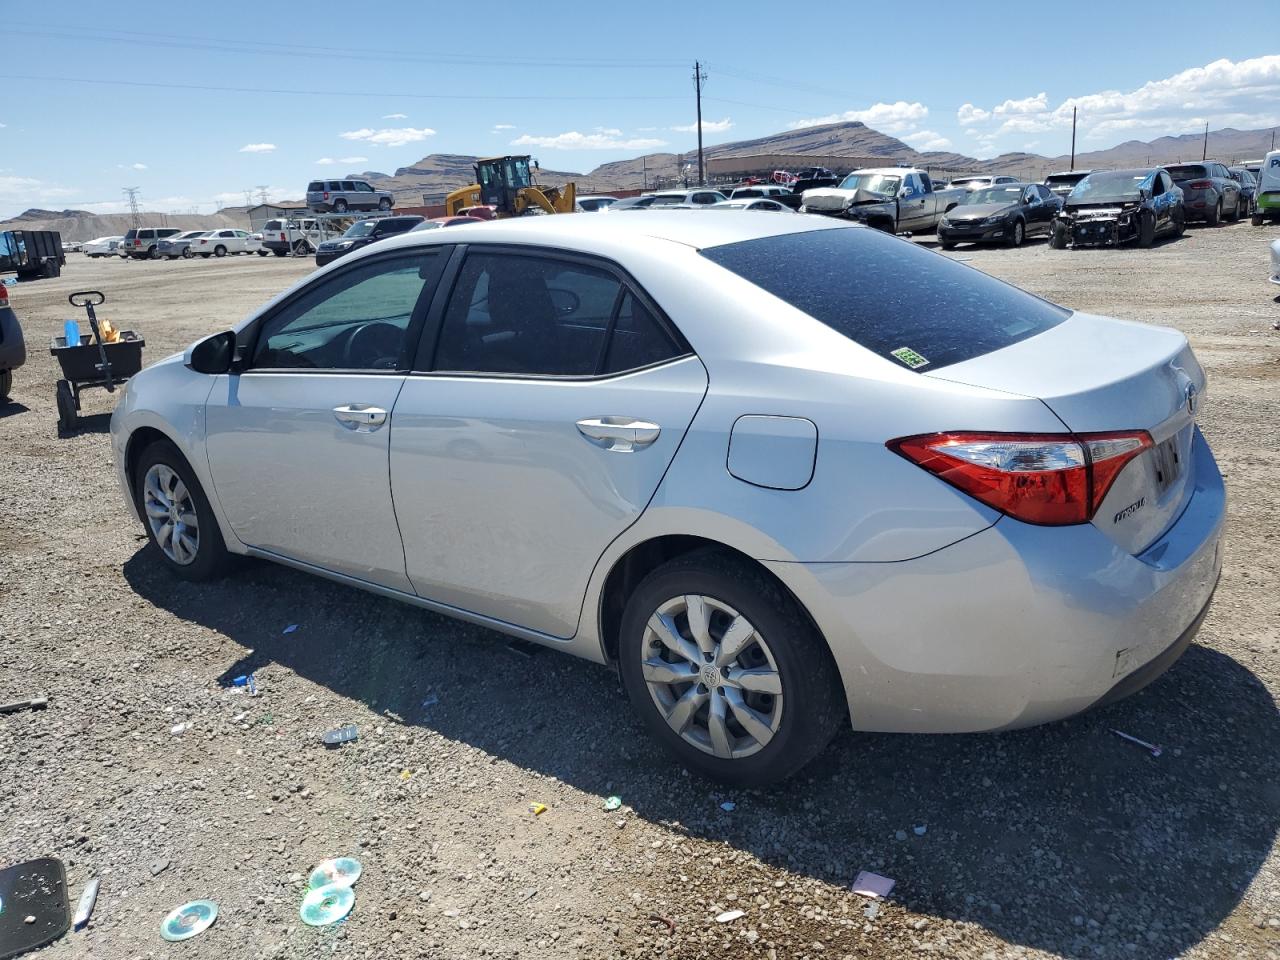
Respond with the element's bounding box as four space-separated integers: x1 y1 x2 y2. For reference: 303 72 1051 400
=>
1051 168 1185 249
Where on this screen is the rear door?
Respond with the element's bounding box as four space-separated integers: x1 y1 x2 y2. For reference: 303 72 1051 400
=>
389 245 707 638
205 249 447 589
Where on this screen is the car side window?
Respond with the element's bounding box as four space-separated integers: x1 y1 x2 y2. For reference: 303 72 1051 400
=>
357 182 374 193
252 252 442 371
603 293 682 374
340 181 356 191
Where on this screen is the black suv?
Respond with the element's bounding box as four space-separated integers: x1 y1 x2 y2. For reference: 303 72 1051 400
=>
314 216 424 266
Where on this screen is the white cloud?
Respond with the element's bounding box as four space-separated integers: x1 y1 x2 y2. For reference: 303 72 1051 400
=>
510 131 668 150
316 156 370 165
340 126 435 147
0 123 7 128
960 55 1280 151
116 163 148 171
491 123 515 131
902 130 952 152
382 113 408 119
0 176 81 217
672 117 733 134
239 143 276 153
789 101 929 134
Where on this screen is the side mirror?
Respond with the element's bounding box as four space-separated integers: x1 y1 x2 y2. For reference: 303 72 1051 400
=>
185 330 236 375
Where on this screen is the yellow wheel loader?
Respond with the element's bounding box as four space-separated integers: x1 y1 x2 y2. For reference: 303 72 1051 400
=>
445 155 577 218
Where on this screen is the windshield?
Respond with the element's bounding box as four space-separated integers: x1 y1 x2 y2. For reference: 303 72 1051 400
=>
1045 174 1086 187
178 231 205 240
649 195 688 206
950 178 987 188
962 186 1023 205
344 221 378 238
1068 171 1151 202
836 173 901 195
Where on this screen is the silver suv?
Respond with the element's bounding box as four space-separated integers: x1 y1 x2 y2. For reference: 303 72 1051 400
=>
306 179 395 214
120 227 183 260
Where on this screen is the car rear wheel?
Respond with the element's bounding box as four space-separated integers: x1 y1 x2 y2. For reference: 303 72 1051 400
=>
379 198 392 211
334 199 349 213
147 246 161 260
258 249 269 256
214 245 227 257
293 240 310 255
1206 200 1221 226
135 440 232 581
1228 195 1241 222
1253 211 1265 226
1173 208 1186 237
0 369 11 402
618 550 845 786
182 247 194 259
940 240 957 251
1004 218 1025 247
273 249 287 257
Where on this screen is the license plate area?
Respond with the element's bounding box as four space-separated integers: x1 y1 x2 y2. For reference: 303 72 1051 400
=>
1151 436 1182 495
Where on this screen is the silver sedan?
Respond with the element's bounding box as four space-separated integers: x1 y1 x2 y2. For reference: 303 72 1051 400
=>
110 212 1224 785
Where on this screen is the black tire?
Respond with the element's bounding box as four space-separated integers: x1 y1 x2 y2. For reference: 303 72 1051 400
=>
1173 208 1186 237
0 369 11 402
147 245 161 260
378 197 392 211
1253 211 1265 227
1050 223 1068 249
940 241 957 251
257 249 269 256
617 549 845 787
272 249 287 257
182 247 193 259
55 380 76 433
133 439 233 582
1004 218 1025 248
1205 199 1221 227
1138 210 1156 248
292 240 310 255
334 199 349 213
214 245 227 258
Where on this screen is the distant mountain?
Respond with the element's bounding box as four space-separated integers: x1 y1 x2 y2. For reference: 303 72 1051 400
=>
0 209 251 242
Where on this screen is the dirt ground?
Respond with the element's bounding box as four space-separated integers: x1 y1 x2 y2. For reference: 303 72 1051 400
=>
1 224 1278 960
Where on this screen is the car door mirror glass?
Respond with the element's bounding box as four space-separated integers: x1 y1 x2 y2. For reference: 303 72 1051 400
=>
186 330 236 375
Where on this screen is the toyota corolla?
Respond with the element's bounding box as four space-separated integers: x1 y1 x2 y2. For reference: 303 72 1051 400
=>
110 213 1224 786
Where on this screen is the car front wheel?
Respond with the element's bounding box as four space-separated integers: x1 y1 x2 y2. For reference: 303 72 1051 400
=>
135 440 232 581
618 550 844 786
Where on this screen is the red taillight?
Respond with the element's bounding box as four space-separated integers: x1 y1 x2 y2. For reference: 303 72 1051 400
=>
888 431 1153 526
0 283 8 303
279 232 286 240
323 191 329 199
1188 180 1213 189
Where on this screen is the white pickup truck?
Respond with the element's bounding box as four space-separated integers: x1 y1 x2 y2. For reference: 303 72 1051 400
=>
800 167 964 233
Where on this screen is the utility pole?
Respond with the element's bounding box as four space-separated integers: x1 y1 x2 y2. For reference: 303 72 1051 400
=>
1202 121 1209 161
256 185 270 205
642 154 648 190
1069 107 1077 171
692 61 707 186
122 187 141 229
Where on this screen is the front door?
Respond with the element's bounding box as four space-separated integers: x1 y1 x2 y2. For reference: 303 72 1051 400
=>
205 249 447 590
390 248 708 638
898 174 929 232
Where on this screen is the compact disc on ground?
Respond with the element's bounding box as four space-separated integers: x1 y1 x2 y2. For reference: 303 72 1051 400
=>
160 900 218 942
300 884 354 927
307 857 362 889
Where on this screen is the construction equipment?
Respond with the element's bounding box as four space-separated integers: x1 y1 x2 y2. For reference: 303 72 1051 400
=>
445 156 576 218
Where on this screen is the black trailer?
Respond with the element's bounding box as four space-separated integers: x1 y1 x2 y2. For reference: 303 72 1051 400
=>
0 230 66 281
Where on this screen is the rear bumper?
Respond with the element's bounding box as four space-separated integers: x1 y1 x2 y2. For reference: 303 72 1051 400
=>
314 250 347 267
767 429 1225 733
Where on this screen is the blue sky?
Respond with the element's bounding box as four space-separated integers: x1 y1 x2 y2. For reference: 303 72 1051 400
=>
2 0 1278 217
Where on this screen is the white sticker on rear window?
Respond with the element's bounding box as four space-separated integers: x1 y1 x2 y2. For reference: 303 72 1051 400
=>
891 346 930 369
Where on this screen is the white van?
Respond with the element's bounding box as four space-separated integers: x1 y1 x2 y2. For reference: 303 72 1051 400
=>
1252 150 1280 224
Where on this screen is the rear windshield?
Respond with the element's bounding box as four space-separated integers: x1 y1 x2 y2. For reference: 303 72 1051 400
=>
264 220 282 231
1165 165 1206 181
123 229 138 240
1045 173 1086 186
700 227 1069 371
307 182 323 192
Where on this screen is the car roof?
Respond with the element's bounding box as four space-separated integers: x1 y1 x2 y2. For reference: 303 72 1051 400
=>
373 208 845 256
851 168 912 176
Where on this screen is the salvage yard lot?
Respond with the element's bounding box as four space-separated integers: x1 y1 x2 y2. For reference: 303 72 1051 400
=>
1 223 1278 960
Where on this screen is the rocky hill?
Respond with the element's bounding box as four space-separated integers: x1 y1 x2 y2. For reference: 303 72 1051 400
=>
0 208 251 242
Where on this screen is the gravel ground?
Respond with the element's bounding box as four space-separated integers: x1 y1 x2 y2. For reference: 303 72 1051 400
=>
1 226 1278 960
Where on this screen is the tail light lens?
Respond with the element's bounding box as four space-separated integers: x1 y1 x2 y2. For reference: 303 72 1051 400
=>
0 283 8 303
889 431 1153 525
323 191 329 199
1188 180 1213 189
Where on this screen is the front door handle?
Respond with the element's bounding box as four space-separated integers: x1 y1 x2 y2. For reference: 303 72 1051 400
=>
333 404 387 432
576 416 661 453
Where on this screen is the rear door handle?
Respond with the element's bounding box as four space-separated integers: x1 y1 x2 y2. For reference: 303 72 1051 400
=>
576 417 660 453
333 404 387 432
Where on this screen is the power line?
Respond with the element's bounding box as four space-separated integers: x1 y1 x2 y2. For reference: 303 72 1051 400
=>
122 187 141 229
0 73 685 103
256 185 270 205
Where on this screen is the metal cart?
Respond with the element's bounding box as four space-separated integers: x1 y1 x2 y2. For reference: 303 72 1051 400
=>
49 290 144 433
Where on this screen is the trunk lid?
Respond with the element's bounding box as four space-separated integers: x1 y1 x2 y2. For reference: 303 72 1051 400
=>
926 312 1203 555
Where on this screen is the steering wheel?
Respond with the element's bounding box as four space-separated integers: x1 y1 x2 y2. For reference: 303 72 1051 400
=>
343 321 403 369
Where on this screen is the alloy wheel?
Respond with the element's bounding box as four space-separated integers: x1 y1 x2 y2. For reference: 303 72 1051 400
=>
641 594 783 759
143 463 200 565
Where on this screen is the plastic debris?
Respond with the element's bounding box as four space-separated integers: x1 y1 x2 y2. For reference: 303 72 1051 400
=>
308 857 362 889
232 712 248 722
0 694 48 714
400 769 413 781
421 694 439 709
282 624 299 635
160 900 218 942
529 802 547 816
852 871 895 899
715 909 745 923
322 724 358 747
603 795 622 812
169 722 190 736
150 859 170 877
300 884 354 927
648 913 676 932
720 801 736 812
913 824 928 836
864 901 880 920
1111 728 1162 757
73 877 100 929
